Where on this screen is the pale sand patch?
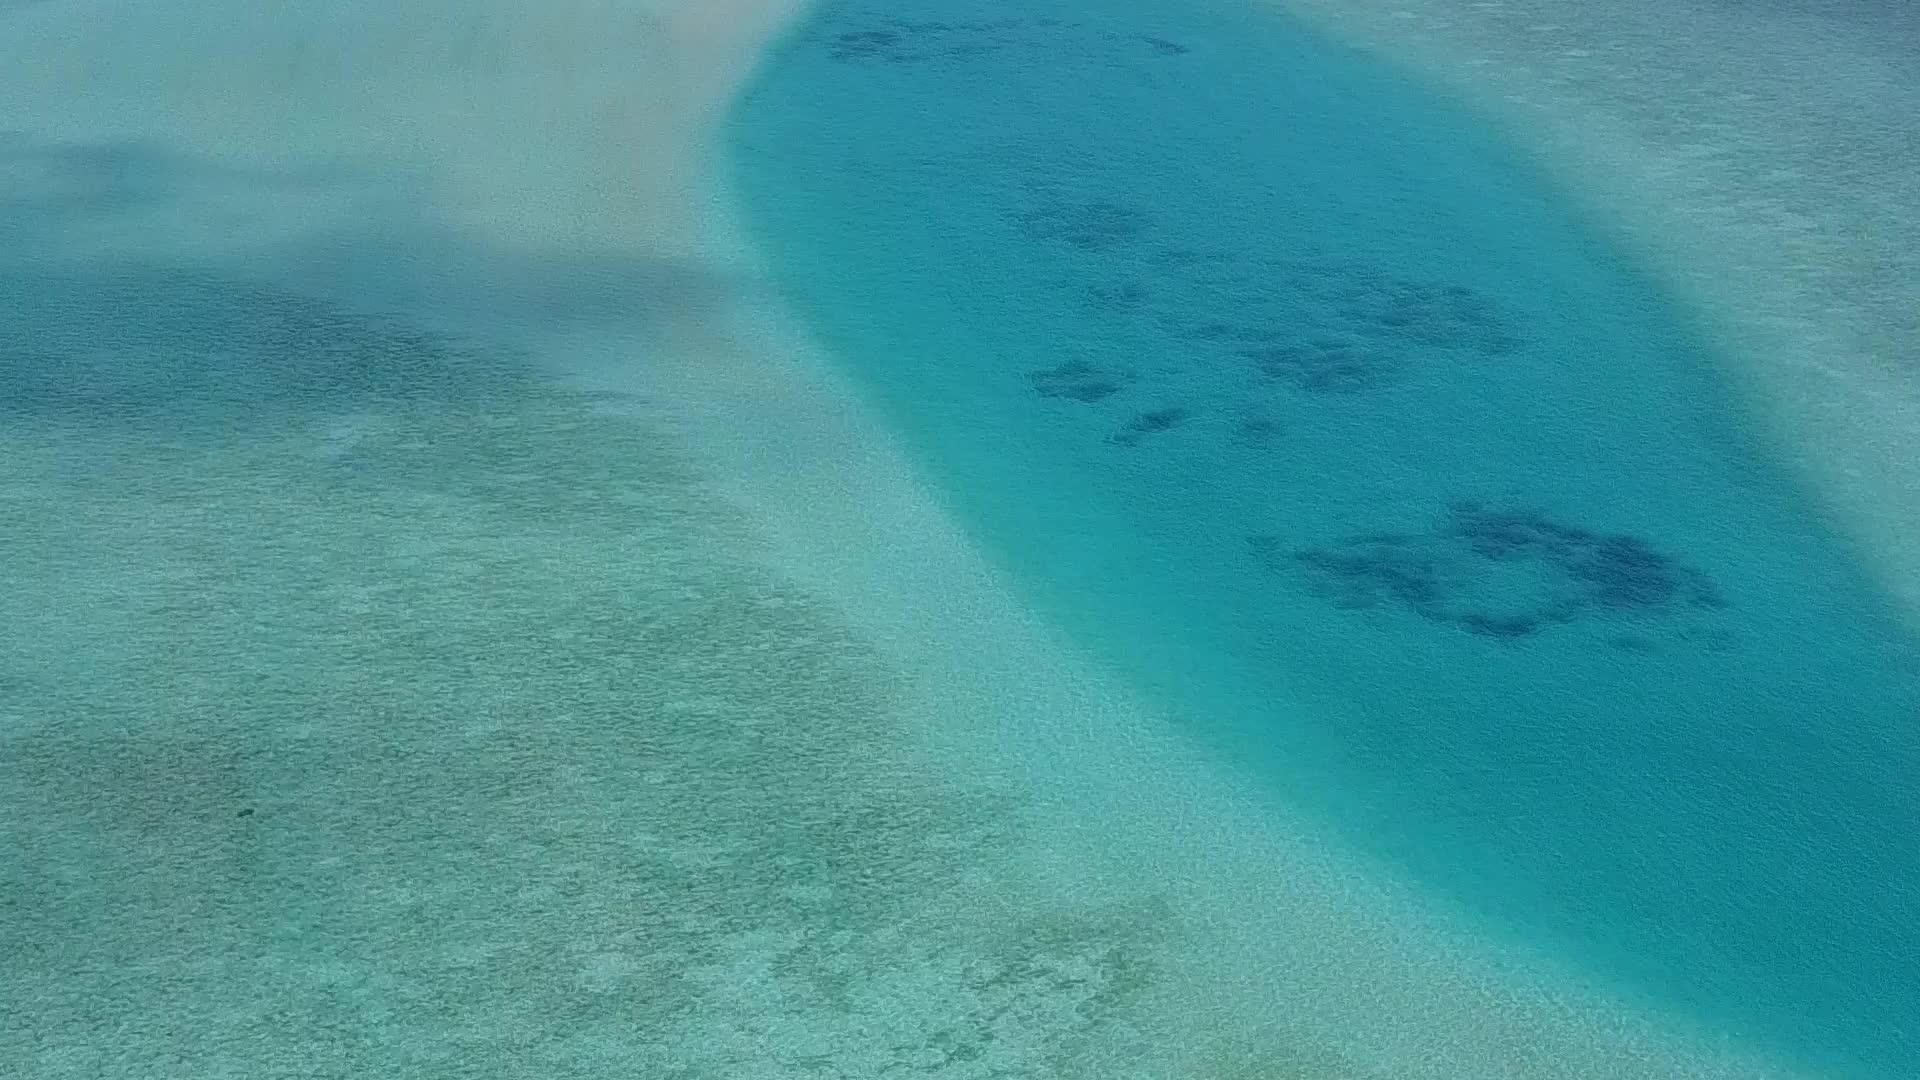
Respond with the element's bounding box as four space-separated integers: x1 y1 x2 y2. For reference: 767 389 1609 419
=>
0 0 1815 1074
1267 0 1920 626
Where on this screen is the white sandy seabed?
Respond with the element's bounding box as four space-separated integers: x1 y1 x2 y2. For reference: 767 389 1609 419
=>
2 0 1909 1076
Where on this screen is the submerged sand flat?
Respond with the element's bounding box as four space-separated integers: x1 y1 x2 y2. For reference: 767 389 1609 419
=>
0 0 1899 1077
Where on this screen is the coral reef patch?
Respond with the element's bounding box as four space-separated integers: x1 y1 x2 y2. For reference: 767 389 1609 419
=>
810 8 1189 67
1111 406 1190 446
1030 360 1127 402
1269 502 1725 643
1017 200 1152 251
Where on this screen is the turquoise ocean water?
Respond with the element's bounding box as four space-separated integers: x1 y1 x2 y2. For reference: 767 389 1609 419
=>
727 1 1920 1075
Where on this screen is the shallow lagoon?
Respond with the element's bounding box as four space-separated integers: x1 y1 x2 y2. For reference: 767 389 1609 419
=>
3 0 1914 1074
729 1 1920 1074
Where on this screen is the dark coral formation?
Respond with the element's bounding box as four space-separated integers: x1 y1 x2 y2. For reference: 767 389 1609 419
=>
1008 226 1521 457
821 18 1025 64
1448 505 1724 611
1273 503 1723 643
827 29 904 61
815 12 1184 66
1016 200 1151 251
1111 407 1190 446
1085 281 1150 312
805 5 1525 475
1290 532 1442 612
1329 274 1518 356
1240 337 1390 394
1029 360 1125 403
1238 414 1282 442
1149 255 1522 394
1183 321 1238 341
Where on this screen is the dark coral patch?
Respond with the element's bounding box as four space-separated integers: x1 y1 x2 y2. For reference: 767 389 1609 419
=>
1016 200 1151 251
1111 407 1190 446
1029 360 1125 403
1152 248 1237 267
1330 274 1518 355
1238 414 1282 442
1290 533 1443 614
1451 504 1591 560
1184 321 1239 341
1276 505 1725 644
1125 253 1523 395
828 29 903 61
818 13 1175 66
818 15 1032 64
1086 281 1149 312
1569 534 1724 610
1241 338 1392 393
1458 612 1542 639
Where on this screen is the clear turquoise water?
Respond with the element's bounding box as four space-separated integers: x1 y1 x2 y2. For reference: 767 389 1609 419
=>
727 1 1920 1075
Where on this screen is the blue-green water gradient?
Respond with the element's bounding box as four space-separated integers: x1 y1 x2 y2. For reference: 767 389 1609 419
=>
727 1 1920 1074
